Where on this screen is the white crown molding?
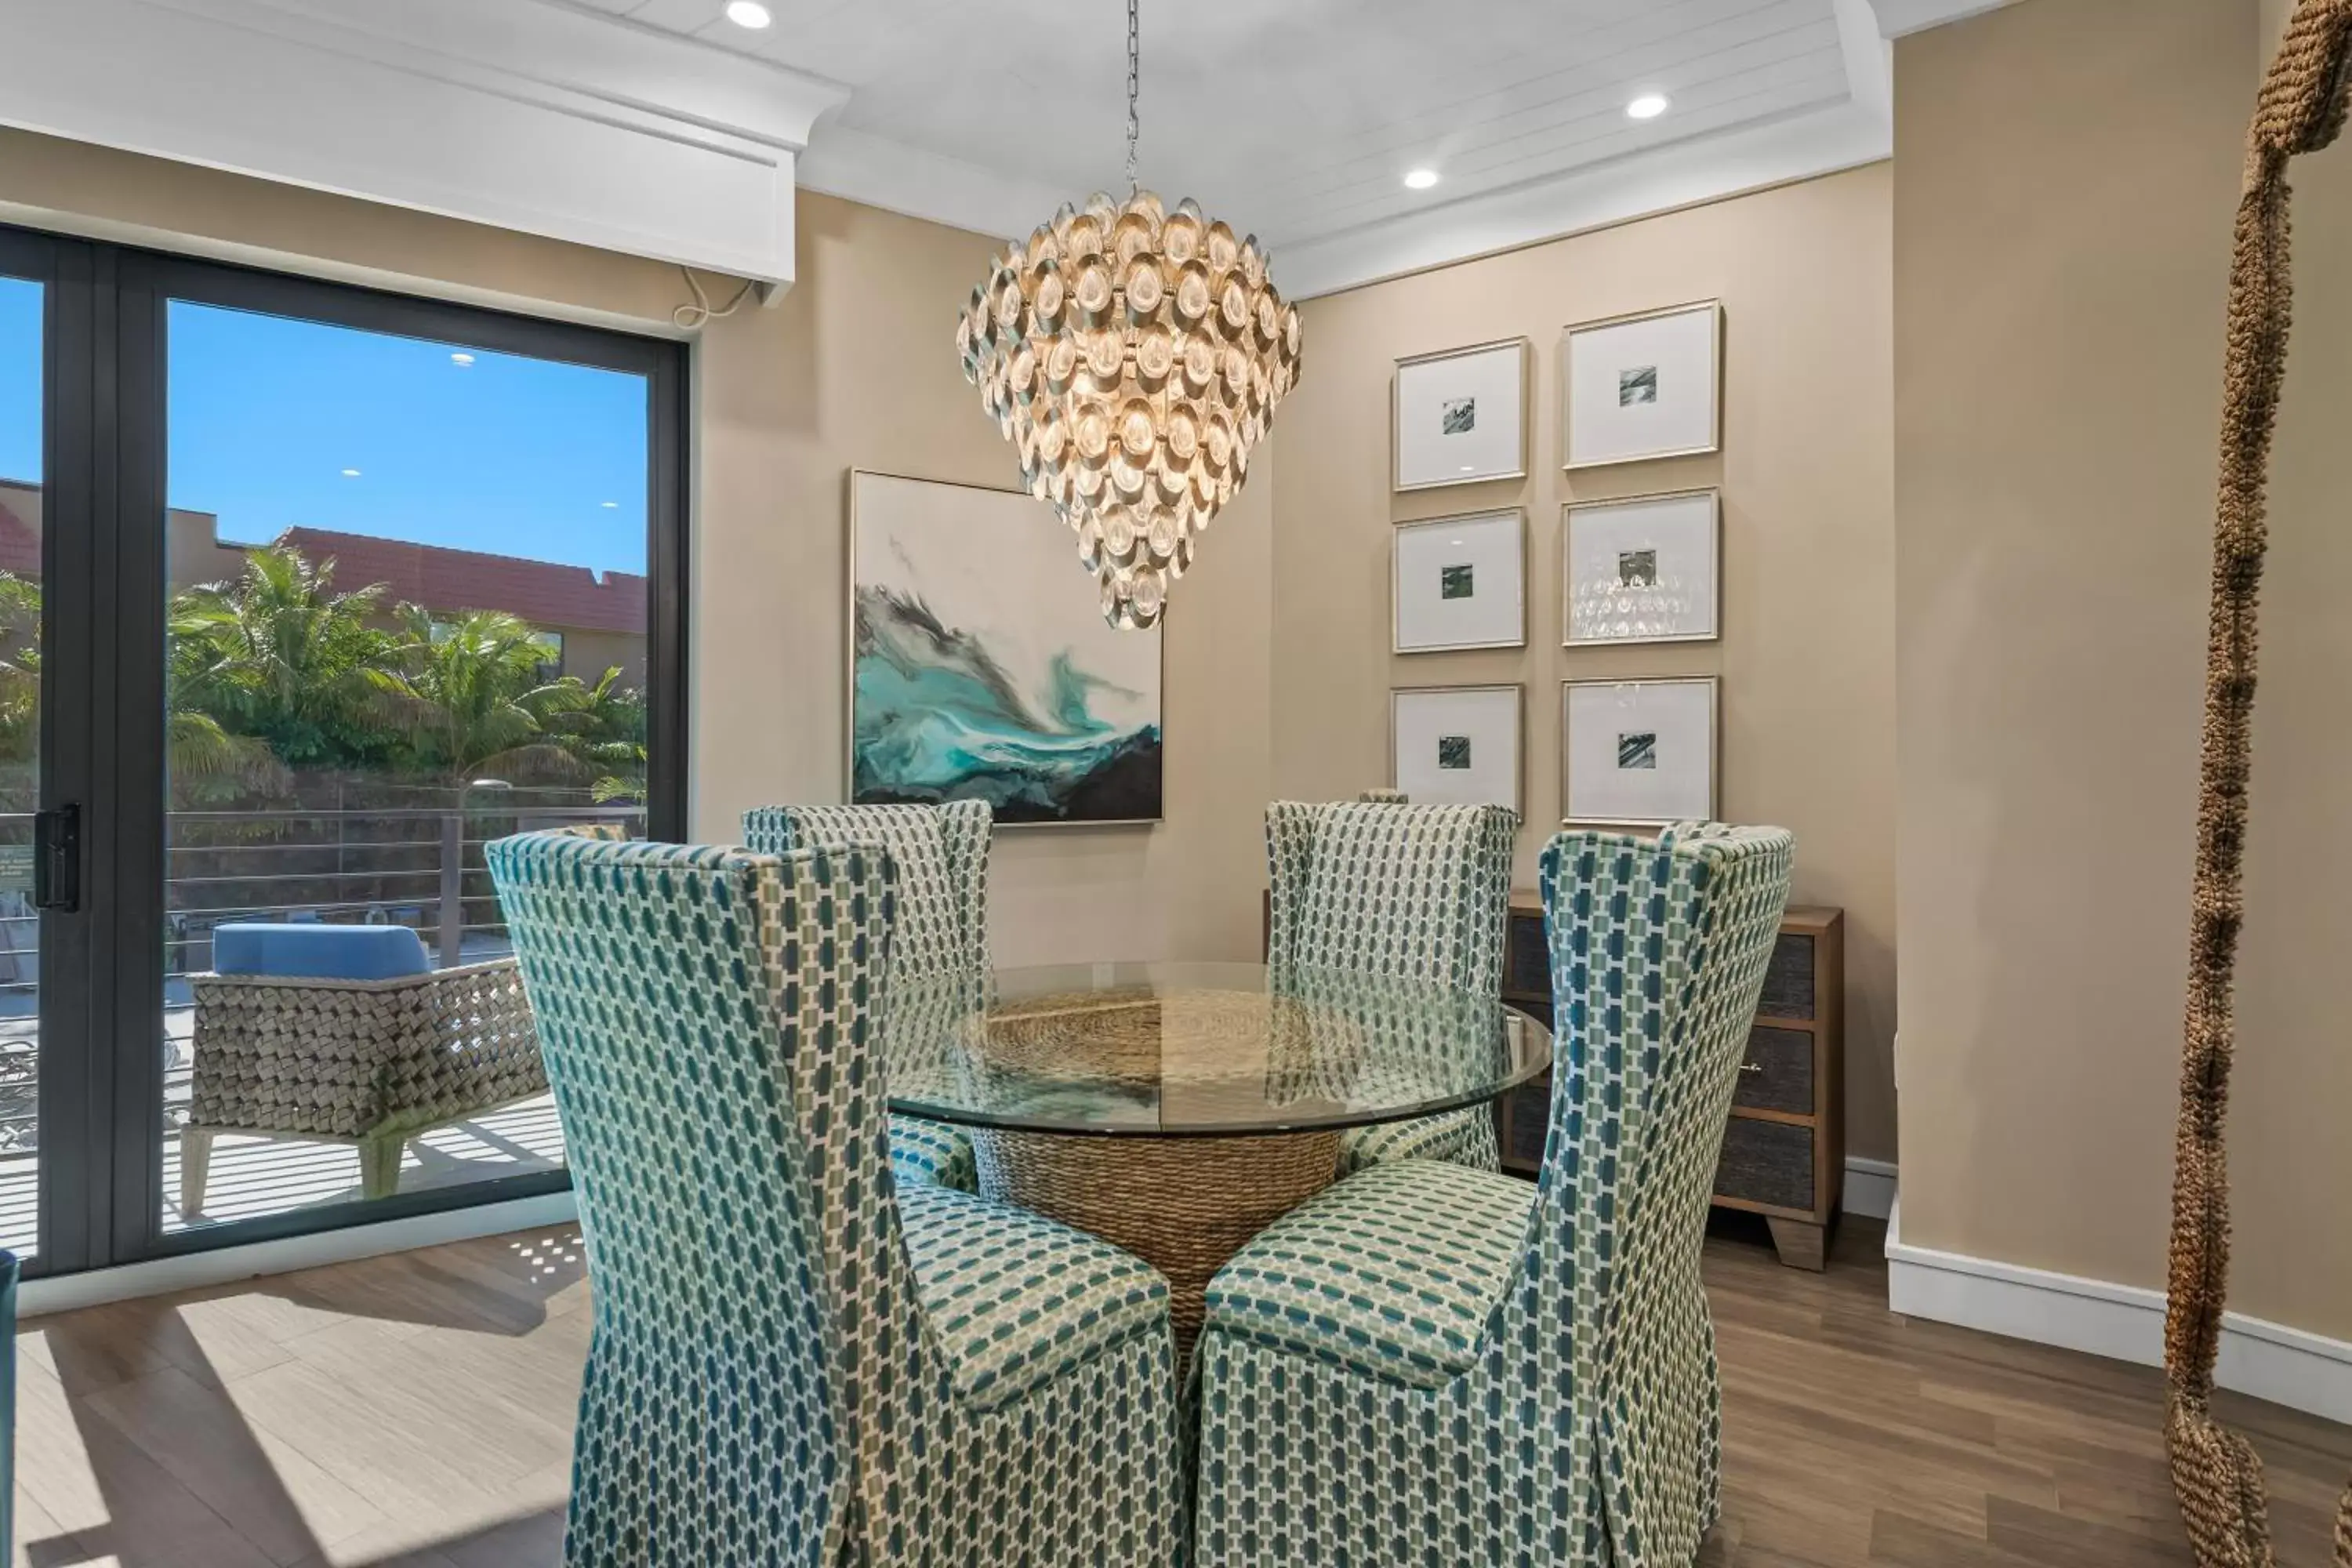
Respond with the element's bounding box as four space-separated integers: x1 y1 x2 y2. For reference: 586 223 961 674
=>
1867 0 2024 38
18 1189 580 1319
0 0 850 287
1834 0 1895 125
1886 1198 2352 1425
1271 100 1891 300
797 123 1072 246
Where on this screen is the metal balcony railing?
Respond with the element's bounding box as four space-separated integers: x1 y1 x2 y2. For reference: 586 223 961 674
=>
0 798 642 1167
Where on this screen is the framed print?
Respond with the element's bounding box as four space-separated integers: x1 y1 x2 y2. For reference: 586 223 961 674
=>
1562 301 1722 469
1563 488 1720 645
1394 510 1526 653
848 470 1163 826
1562 677 1717 826
1392 685 1523 813
1394 339 1530 490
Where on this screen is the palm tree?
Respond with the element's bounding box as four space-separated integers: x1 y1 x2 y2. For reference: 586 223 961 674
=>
169 545 416 771
536 664 647 804
0 568 289 806
393 605 597 786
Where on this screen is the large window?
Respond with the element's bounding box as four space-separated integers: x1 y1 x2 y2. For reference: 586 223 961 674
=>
1 231 686 1274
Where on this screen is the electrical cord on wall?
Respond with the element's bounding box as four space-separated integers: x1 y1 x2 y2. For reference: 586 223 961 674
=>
673 266 756 331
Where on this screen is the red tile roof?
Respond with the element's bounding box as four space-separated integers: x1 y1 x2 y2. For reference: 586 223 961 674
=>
0 492 40 577
272 528 646 635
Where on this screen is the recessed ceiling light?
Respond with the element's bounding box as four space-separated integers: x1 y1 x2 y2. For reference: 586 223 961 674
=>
450 351 475 367
1627 93 1670 121
724 0 771 27
600 501 619 509
341 468 361 477
1403 168 1440 191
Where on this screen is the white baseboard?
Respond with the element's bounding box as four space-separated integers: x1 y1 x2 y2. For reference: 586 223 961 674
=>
1885 1196 2352 1425
18 1189 579 1319
1842 1156 1897 1221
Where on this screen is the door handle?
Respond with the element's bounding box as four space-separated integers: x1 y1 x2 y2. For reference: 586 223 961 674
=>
34 803 79 913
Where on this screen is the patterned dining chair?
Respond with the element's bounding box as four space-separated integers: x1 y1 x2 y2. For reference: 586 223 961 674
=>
744 800 989 1192
487 831 1183 1568
1196 822 1793 1568
1264 797 1517 1174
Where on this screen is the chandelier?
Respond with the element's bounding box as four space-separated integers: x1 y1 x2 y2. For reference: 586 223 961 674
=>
956 0 1301 630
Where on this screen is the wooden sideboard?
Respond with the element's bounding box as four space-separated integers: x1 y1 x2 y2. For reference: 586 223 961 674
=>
1258 889 1848 1270
1494 896 1846 1269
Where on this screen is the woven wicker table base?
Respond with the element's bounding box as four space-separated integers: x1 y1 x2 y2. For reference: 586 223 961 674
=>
969 1127 1343 1361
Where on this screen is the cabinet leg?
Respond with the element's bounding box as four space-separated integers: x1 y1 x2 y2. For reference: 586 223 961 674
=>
1765 1215 1827 1272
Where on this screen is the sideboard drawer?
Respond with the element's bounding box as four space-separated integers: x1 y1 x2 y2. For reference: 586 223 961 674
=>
1757 931 1817 1020
1716 1117 1814 1213
1503 908 1548 1000
1499 1076 1550 1169
1732 1025 1813 1115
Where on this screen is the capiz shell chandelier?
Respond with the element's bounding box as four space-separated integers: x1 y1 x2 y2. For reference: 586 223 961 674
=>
956 0 1301 630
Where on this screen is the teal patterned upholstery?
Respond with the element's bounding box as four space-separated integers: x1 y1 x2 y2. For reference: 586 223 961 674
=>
487 831 1183 1568
744 800 991 1193
1264 798 1518 1174
1203 1158 1530 1388
1197 822 1795 1568
898 1184 1170 1406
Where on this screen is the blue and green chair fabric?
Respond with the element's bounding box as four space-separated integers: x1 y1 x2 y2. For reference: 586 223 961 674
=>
743 800 990 1192
486 830 1183 1568
1263 797 1519 1174
1196 822 1795 1567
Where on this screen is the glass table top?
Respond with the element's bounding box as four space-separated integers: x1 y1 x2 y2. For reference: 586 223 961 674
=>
883 960 1552 1137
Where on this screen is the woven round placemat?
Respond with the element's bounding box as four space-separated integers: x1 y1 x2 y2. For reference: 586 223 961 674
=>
970 1124 1341 1360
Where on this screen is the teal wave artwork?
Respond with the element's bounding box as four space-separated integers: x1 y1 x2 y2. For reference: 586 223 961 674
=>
853 583 1162 823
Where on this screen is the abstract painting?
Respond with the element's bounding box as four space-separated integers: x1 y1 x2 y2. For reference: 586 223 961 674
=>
849 471 1162 825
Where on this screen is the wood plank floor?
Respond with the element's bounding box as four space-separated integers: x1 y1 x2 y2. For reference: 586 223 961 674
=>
10 1214 2347 1566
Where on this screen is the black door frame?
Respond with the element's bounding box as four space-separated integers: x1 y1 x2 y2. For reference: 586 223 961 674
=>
8 225 690 1276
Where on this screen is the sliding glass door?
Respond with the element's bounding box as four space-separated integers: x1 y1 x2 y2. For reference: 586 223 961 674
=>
0 229 686 1276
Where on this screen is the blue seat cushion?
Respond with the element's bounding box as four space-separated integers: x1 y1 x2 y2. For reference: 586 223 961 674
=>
212 923 431 981
1203 1157 1532 1388
898 1184 1171 1410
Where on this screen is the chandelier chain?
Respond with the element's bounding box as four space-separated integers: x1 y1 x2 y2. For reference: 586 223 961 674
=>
1125 0 1140 192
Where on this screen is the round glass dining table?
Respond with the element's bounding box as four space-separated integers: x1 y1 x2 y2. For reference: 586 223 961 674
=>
884 960 1553 1351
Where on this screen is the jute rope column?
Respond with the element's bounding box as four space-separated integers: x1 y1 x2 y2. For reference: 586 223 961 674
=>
2167 5 2352 1563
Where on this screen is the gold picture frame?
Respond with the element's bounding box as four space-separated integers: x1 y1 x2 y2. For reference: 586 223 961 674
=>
1393 337 1532 492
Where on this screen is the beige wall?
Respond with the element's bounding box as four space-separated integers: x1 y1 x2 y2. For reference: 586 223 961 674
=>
1271 168 1899 1160
0 130 1273 968
1893 0 2352 1340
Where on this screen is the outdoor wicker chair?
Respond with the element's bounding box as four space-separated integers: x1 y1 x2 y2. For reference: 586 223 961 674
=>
182 924 543 1212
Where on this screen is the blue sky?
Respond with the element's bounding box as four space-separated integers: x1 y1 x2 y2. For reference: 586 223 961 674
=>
0 281 648 579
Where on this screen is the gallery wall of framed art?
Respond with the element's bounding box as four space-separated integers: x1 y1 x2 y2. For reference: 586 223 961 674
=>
1382 305 1731 833
1267 165 1896 1167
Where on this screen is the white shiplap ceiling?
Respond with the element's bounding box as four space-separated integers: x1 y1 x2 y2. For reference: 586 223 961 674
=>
569 0 1905 293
